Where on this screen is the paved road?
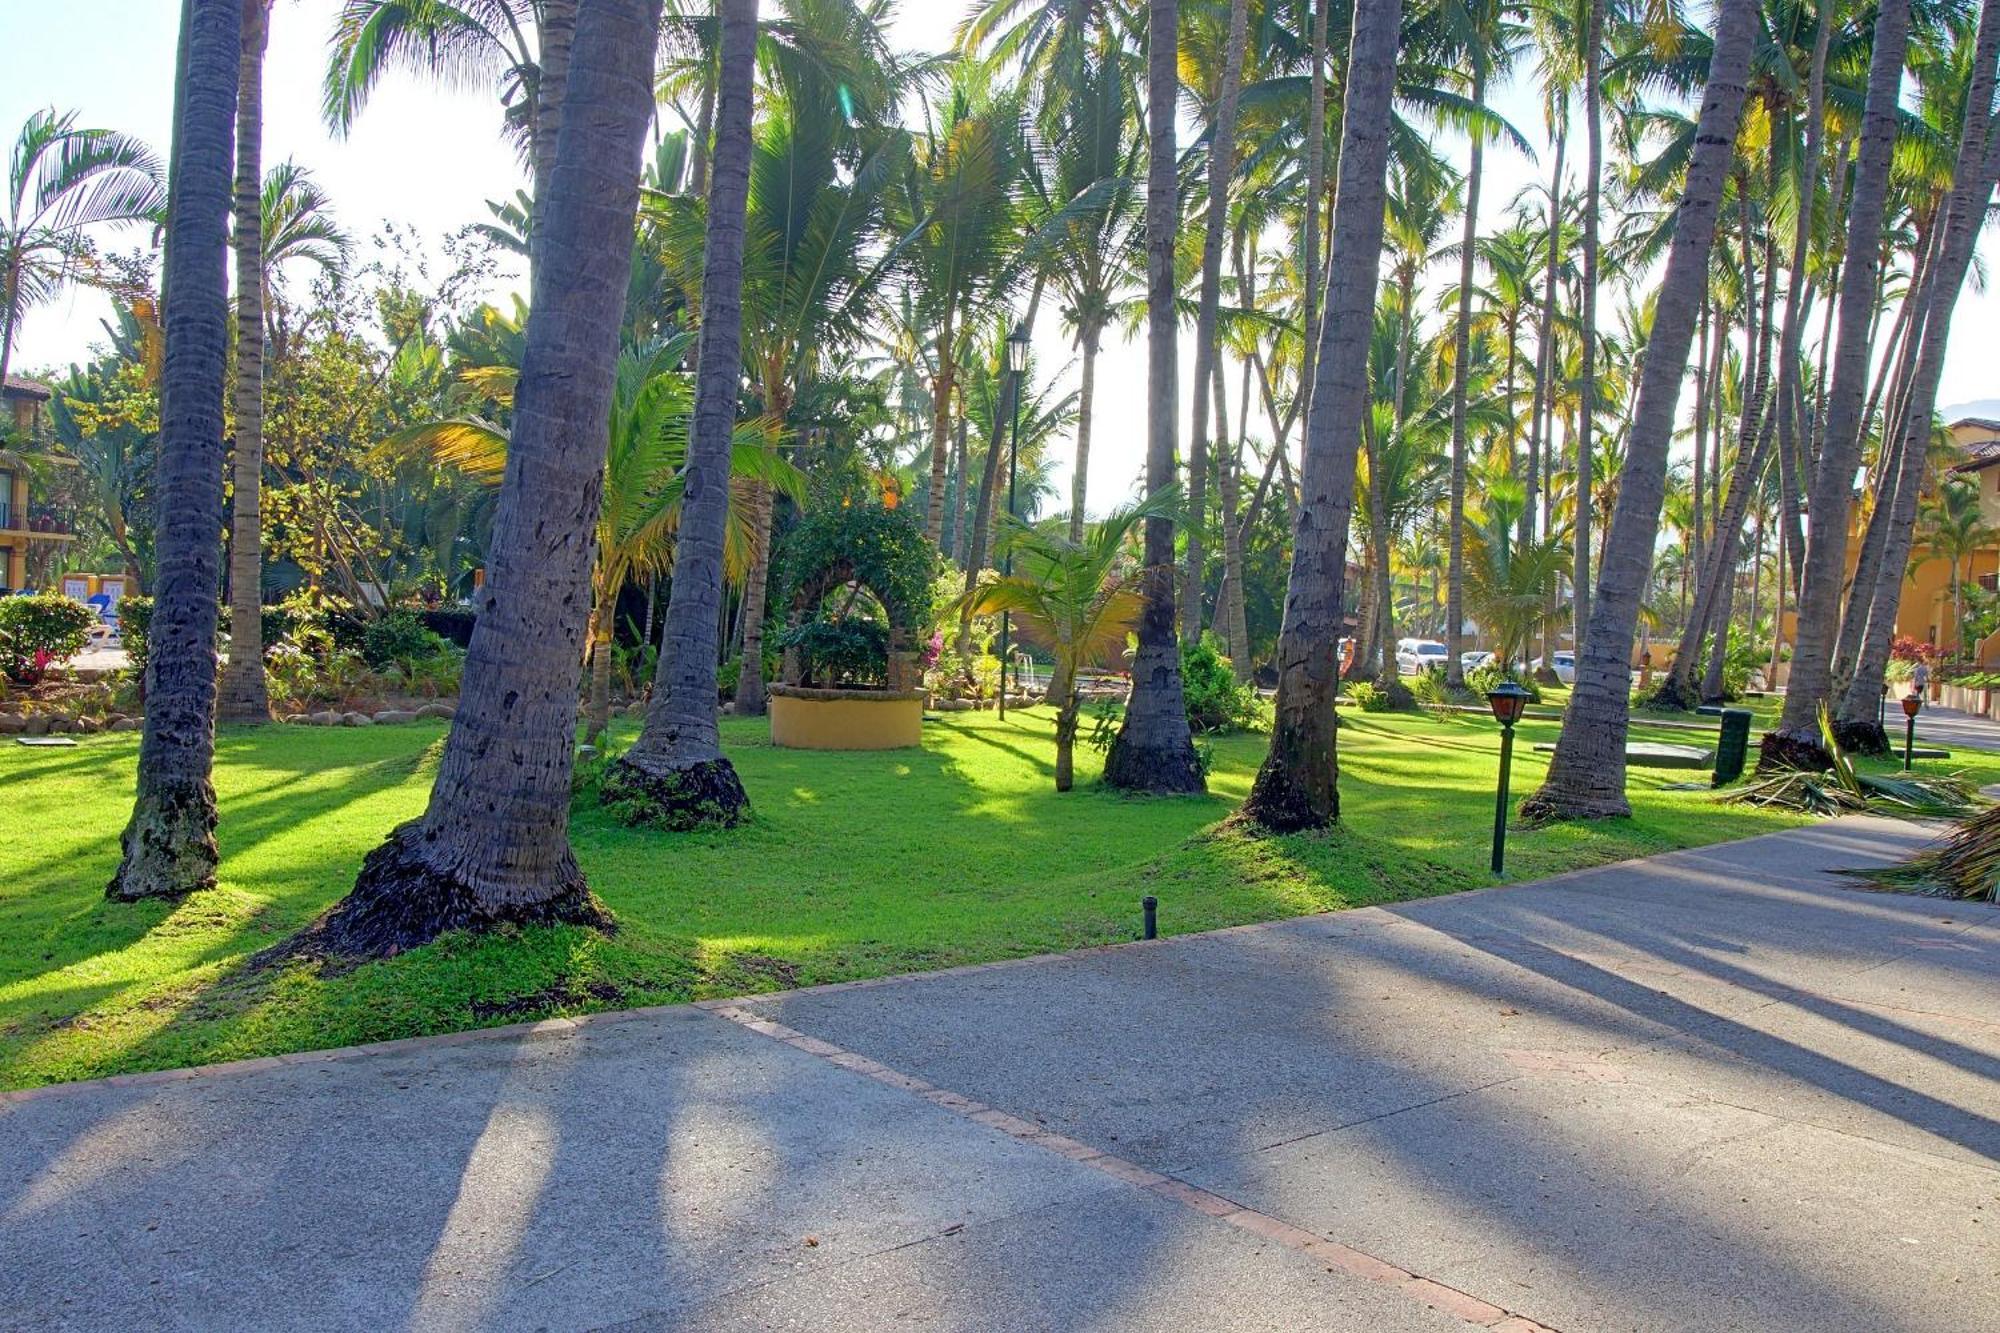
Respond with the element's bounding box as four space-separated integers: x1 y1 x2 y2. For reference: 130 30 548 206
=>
3 818 1996 1332
1913 704 2000 753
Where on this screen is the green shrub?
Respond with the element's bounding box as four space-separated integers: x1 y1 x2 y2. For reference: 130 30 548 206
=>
1180 632 1260 732
1345 680 1392 712
1465 660 1542 704
1410 669 1460 721
776 617 890 687
118 594 154 674
361 610 452 670
0 594 98 683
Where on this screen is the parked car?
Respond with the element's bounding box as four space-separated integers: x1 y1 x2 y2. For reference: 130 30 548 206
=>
1530 650 1576 684
1395 638 1449 675
1460 650 1494 672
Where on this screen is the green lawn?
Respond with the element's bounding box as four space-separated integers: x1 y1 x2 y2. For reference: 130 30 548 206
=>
2 704 1980 1089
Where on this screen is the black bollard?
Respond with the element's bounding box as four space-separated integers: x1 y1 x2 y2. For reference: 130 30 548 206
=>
1142 895 1158 940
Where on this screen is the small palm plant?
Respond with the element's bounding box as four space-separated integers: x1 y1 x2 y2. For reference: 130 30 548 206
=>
378 331 804 740
960 490 1178 791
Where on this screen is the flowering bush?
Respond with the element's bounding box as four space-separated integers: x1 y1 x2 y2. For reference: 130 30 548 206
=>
1890 635 1940 665
0 594 97 684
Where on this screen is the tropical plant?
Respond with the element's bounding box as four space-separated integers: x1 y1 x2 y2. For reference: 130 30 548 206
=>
0 109 165 392
962 490 1175 791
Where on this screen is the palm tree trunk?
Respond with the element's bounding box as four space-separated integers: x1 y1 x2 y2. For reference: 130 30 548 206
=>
109 0 240 901
1524 118 1565 550
1690 296 1708 595
1054 685 1080 792
1240 0 1401 831
1222 279 1255 678
923 318 956 546
1520 0 1754 822
1070 326 1100 543
1445 67 1486 689
1105 0 1203 794
314 0 661 953
609 9 758 825
1774 0 1913 747
958 371 1013 657
219 0 272 724
528 0 577 254
585 601 615 742
1297 0 1329 397
1180 0 1250 642
1573 0 1604 654
1838 0 2000 731
732 478 775 715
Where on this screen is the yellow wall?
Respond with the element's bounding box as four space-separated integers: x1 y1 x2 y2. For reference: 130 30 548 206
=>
770 692 924 750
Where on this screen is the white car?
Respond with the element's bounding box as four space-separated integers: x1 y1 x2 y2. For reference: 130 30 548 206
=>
1395 639 1449 675
1461 650 1494 672
1530 650 1576 684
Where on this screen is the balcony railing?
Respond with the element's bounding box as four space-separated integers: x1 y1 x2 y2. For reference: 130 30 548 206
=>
0 504 73 536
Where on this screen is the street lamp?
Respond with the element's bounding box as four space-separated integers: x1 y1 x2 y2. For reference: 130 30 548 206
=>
1902 692 1922 770
1486 682 1532 875
997 321 1030 721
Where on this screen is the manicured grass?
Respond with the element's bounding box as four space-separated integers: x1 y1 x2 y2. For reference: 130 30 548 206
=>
3 705 1984 1089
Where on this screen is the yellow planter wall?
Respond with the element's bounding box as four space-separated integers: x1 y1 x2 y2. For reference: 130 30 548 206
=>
769 690 923 750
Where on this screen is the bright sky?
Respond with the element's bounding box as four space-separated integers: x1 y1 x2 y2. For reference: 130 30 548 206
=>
3 1 1996 520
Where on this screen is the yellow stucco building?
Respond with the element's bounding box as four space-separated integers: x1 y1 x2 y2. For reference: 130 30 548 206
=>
0 376 78 592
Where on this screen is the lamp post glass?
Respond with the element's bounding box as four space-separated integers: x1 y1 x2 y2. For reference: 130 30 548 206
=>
998 322 1029 719
1486 683 1531 873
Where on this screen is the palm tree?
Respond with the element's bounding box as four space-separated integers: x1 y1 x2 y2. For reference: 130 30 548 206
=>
1104 0 1203 795
1462 483 1568 669
220 0 276 723
1920 478 1998 657
1179 0 1251 640
316 0 661 956
611 0 761 824
1018 33 1142 543
258 162 352 351
964 491 1177 791
1521 0 1757 822
1572 0 1605 656
108 0 241 902
1240 0 1403 831
0 110 165 395
904 64 1025 549
1776 0 1915 747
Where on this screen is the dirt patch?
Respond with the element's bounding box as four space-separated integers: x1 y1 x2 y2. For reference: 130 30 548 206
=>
469 979 627 1022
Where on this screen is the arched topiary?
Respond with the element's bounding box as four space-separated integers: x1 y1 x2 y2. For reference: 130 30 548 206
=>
775 503 942 692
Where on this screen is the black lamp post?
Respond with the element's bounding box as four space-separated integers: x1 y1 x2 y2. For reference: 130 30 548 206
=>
1902 692 1922 770
1486 682 1532 875
997 321 1030 721
1878 680 1889 732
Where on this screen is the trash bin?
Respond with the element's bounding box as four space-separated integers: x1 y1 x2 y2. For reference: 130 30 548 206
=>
1713 708 1752 785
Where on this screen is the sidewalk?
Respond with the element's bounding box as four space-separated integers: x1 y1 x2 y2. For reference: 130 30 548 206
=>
3 817 1995 1332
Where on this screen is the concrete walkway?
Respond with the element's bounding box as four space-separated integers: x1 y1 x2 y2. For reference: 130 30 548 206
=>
1913 704 2000 753
3 818 1996 1332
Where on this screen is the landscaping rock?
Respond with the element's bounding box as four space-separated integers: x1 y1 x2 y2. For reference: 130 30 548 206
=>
312 710 342 727
108 717 141 732
373 710 419 725
72 717 102 734
0 714 23 734
281 713 312 724
342 712 374 727
415 703 455 721
41 716 68 734
721 703 736 715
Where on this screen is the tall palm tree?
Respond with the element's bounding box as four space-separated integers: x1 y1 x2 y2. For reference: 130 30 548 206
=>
220 0 275 724
614 0 766 824
964 491 1177 791
1240 0 1403 831
1837 0 2000 736
1104 0 1203 795
905 64 1025 549
258 162 352 350
0 110 165 394
1572 0 1605 656
108 0 241 902
1017 35 1141 543
316 0 662 956
1521 0 1756 822
1179 0 1251 640
1776 0 1915 748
